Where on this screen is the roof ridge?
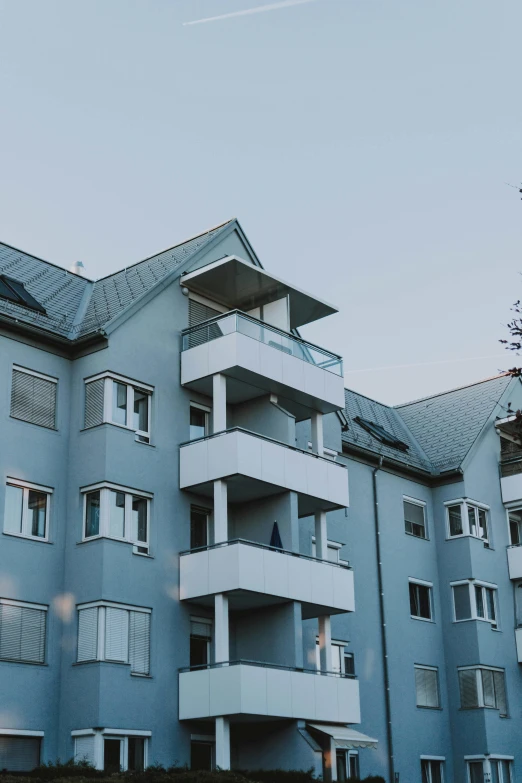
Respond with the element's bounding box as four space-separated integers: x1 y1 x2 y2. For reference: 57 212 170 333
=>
395 373 511 409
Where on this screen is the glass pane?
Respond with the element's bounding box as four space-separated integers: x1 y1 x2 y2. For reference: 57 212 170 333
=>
190 508 208 549
190 407 207 440
4 484 23 534
133 390 149 433
510 517 521 546
409 583 420 616
108 491 125 538
431 762 442 783
344 653 355 676
419 585 431 619
28 490 47 537
454 584 472 620
501 761 512 783
85 491 100 537
331 644 342 673
478 508 488 540
128 738 144 772
486 589 496 622
191 742 212 771
475 586 485 618
421 760 430 783
112 381 127 425
481 668 496 707
336 751 347 783
469 762 484 783
348 754 359 780
104 739 122 773
132 497 147 543
490 761 500 783
190 636 209 667
468 505 477 537
448 505 463 536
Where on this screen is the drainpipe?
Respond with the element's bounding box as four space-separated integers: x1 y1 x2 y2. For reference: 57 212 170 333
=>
372 457 395 783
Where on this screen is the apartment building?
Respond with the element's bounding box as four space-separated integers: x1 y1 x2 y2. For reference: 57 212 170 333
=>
0 218 521 783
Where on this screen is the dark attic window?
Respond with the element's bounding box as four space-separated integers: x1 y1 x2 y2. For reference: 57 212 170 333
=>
0 275 46 314
354 416 409 452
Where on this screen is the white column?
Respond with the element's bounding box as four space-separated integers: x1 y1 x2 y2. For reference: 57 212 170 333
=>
314 510 327 560
215 716 231 770
318 615 332 671
311 411 324 456
214 480 228 543
213 373 227 434
215 593 229 663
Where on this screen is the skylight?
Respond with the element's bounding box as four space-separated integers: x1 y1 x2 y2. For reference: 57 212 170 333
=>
354 416 409 452
0 275 46 314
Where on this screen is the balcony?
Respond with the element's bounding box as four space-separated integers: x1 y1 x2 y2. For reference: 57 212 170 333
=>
500 459 522 505
507 545 522 580
181 311 344 419
516 628 522 663
179 661 360 724
179 428 349 516
180 539 354 619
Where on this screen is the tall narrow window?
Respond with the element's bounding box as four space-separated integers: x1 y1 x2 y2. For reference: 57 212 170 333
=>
415 666 440 708
190 404 210 441
85 491 101 538
409 581 432 620
404 499 427 539
3 481 51 541
112 382 127 426
448 505 463 536
509 510 522 546
190 507 209 550
190 617 212 667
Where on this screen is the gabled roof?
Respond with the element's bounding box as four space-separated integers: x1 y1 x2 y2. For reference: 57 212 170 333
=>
395 374 514 473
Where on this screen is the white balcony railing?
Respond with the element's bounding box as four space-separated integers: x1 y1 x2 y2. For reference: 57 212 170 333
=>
507 545 522 580
179 661 360 724
180 539 354 618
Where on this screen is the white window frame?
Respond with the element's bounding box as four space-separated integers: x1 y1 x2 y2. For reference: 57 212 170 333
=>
77 601 151 672
315 637 348 673
409 578 434 622
444 498 490 543
451 579 498 628
190 616 212 667
421 757 445 783
0 598 48 665
85 372 153 443
507 507 522 546
403 496 428 540
190 402 211 440
414 665 440 709
3 478 53 542
72 729 150 771
458 666 508 716
307 442 338 461
311 537 348 565
466 757 514 783
81 482 152 553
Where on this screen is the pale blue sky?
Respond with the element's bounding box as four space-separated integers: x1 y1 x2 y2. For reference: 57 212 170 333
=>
1 0 521 405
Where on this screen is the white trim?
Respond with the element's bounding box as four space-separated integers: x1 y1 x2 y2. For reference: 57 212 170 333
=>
420 756 446 761
465 756 486 761
78 600 151 614
81 481 153 499
444 498 490 510
404 495 427 507
13 365 58 383
101 729 151 736
85 371 154 392
71 729 96 737
409 577 433 587
6 478 53 494
458 664 504 673
190 401 212 413
0 598 48 611
0 729 44 737
489 756 515 761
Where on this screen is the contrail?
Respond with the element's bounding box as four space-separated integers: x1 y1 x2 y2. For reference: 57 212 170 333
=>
183 0 318 26
345 354 509 375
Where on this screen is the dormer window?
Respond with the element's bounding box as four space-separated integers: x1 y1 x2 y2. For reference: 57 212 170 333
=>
354 416 409 452
0 275 46 314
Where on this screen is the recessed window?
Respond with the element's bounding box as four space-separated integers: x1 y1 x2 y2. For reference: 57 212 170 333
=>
311 537 348 564
509 510 522 546
0 735 42 771
404 498 427 539
77 601 151 675
11 367 57 430
415 665 440 709
84 373 152 443
74 731 148 771
190 403 210 440
0 599 47 664
191 740 214 770
190 617 212 667
458 666 508 716
3 480 52 541
315 638 352 674
82 484 151 554
451 581 498 628
421 759 444 783
445 500 489 542
0 274 46 313
409 580 433 621
190 506 209 550
337 750 359 782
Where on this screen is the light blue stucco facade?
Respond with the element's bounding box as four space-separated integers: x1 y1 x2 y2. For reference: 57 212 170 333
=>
0 220 521 783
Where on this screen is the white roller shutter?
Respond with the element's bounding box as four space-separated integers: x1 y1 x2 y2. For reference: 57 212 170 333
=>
74 735 96 766
11 369 57 429
0 604 46 664
105 608 129 662
459 669 479 708
0 736 41 771
129 611 150 675
415 667 439 708
77 608 99 662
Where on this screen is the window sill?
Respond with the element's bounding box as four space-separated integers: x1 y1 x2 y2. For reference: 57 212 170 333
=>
445 534 490 546
77 536 149 553
410 616 434 623
2 531 52 545
73 660 130 668
0 658 47 667
131 672 153 678
416 706 442 711
10 415 57 432
405 532 430 542
81 422 152 445
133 550 153 558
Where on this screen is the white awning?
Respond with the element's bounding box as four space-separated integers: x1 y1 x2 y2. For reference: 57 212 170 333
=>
307 724 378 750
181 255 338 328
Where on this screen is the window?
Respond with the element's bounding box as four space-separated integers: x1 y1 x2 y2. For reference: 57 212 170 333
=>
451 581 498 627
11 367 57 429
404 498 427 539
84 373 152 443
77 602 151 675
311 538 348 564
190 617 212 667
445 500 489 542
415 666 440 708
337 750 359 782
190 506 209 550
509 510 522 546
74 732 148 771
0 275 46 313
353 416 409 451
343 651 355 676
458 666 508 716
467 759 513 783
421 759 444 783
490 760 513 783
409 580 433 620
4 480 52 541
315 639 351 674
190 403 210 440
0 734 42 771
82 483 151 554
0 599 47 664
191 740 214 770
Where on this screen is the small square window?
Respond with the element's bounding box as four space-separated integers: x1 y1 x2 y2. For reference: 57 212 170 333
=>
3 481 51 541
409 581 432 620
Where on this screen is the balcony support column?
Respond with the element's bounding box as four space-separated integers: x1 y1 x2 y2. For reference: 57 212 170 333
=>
314 510 327 560
215 716 231 770
318 615 332 672
311 412 324 456
215 593 229 663
214 480 228 543
213 373 227 434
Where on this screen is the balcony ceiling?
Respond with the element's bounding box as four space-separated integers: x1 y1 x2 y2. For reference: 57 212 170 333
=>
181 256 338 328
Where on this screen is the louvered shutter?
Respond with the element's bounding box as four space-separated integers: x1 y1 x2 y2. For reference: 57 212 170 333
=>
493 670 508 716
11 370 56 429
129 611 150 674
84 379 105 428
0 604 46 664
77 608 99 662
415 667 439 708
0 736 41 771
188 300 223 348
190 619 212 639
75 735 96 766
459 669 479 708
105 608 129 662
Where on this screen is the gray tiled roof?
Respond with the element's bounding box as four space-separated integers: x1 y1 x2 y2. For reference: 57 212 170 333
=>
395 375 513 472
343 388 433 473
